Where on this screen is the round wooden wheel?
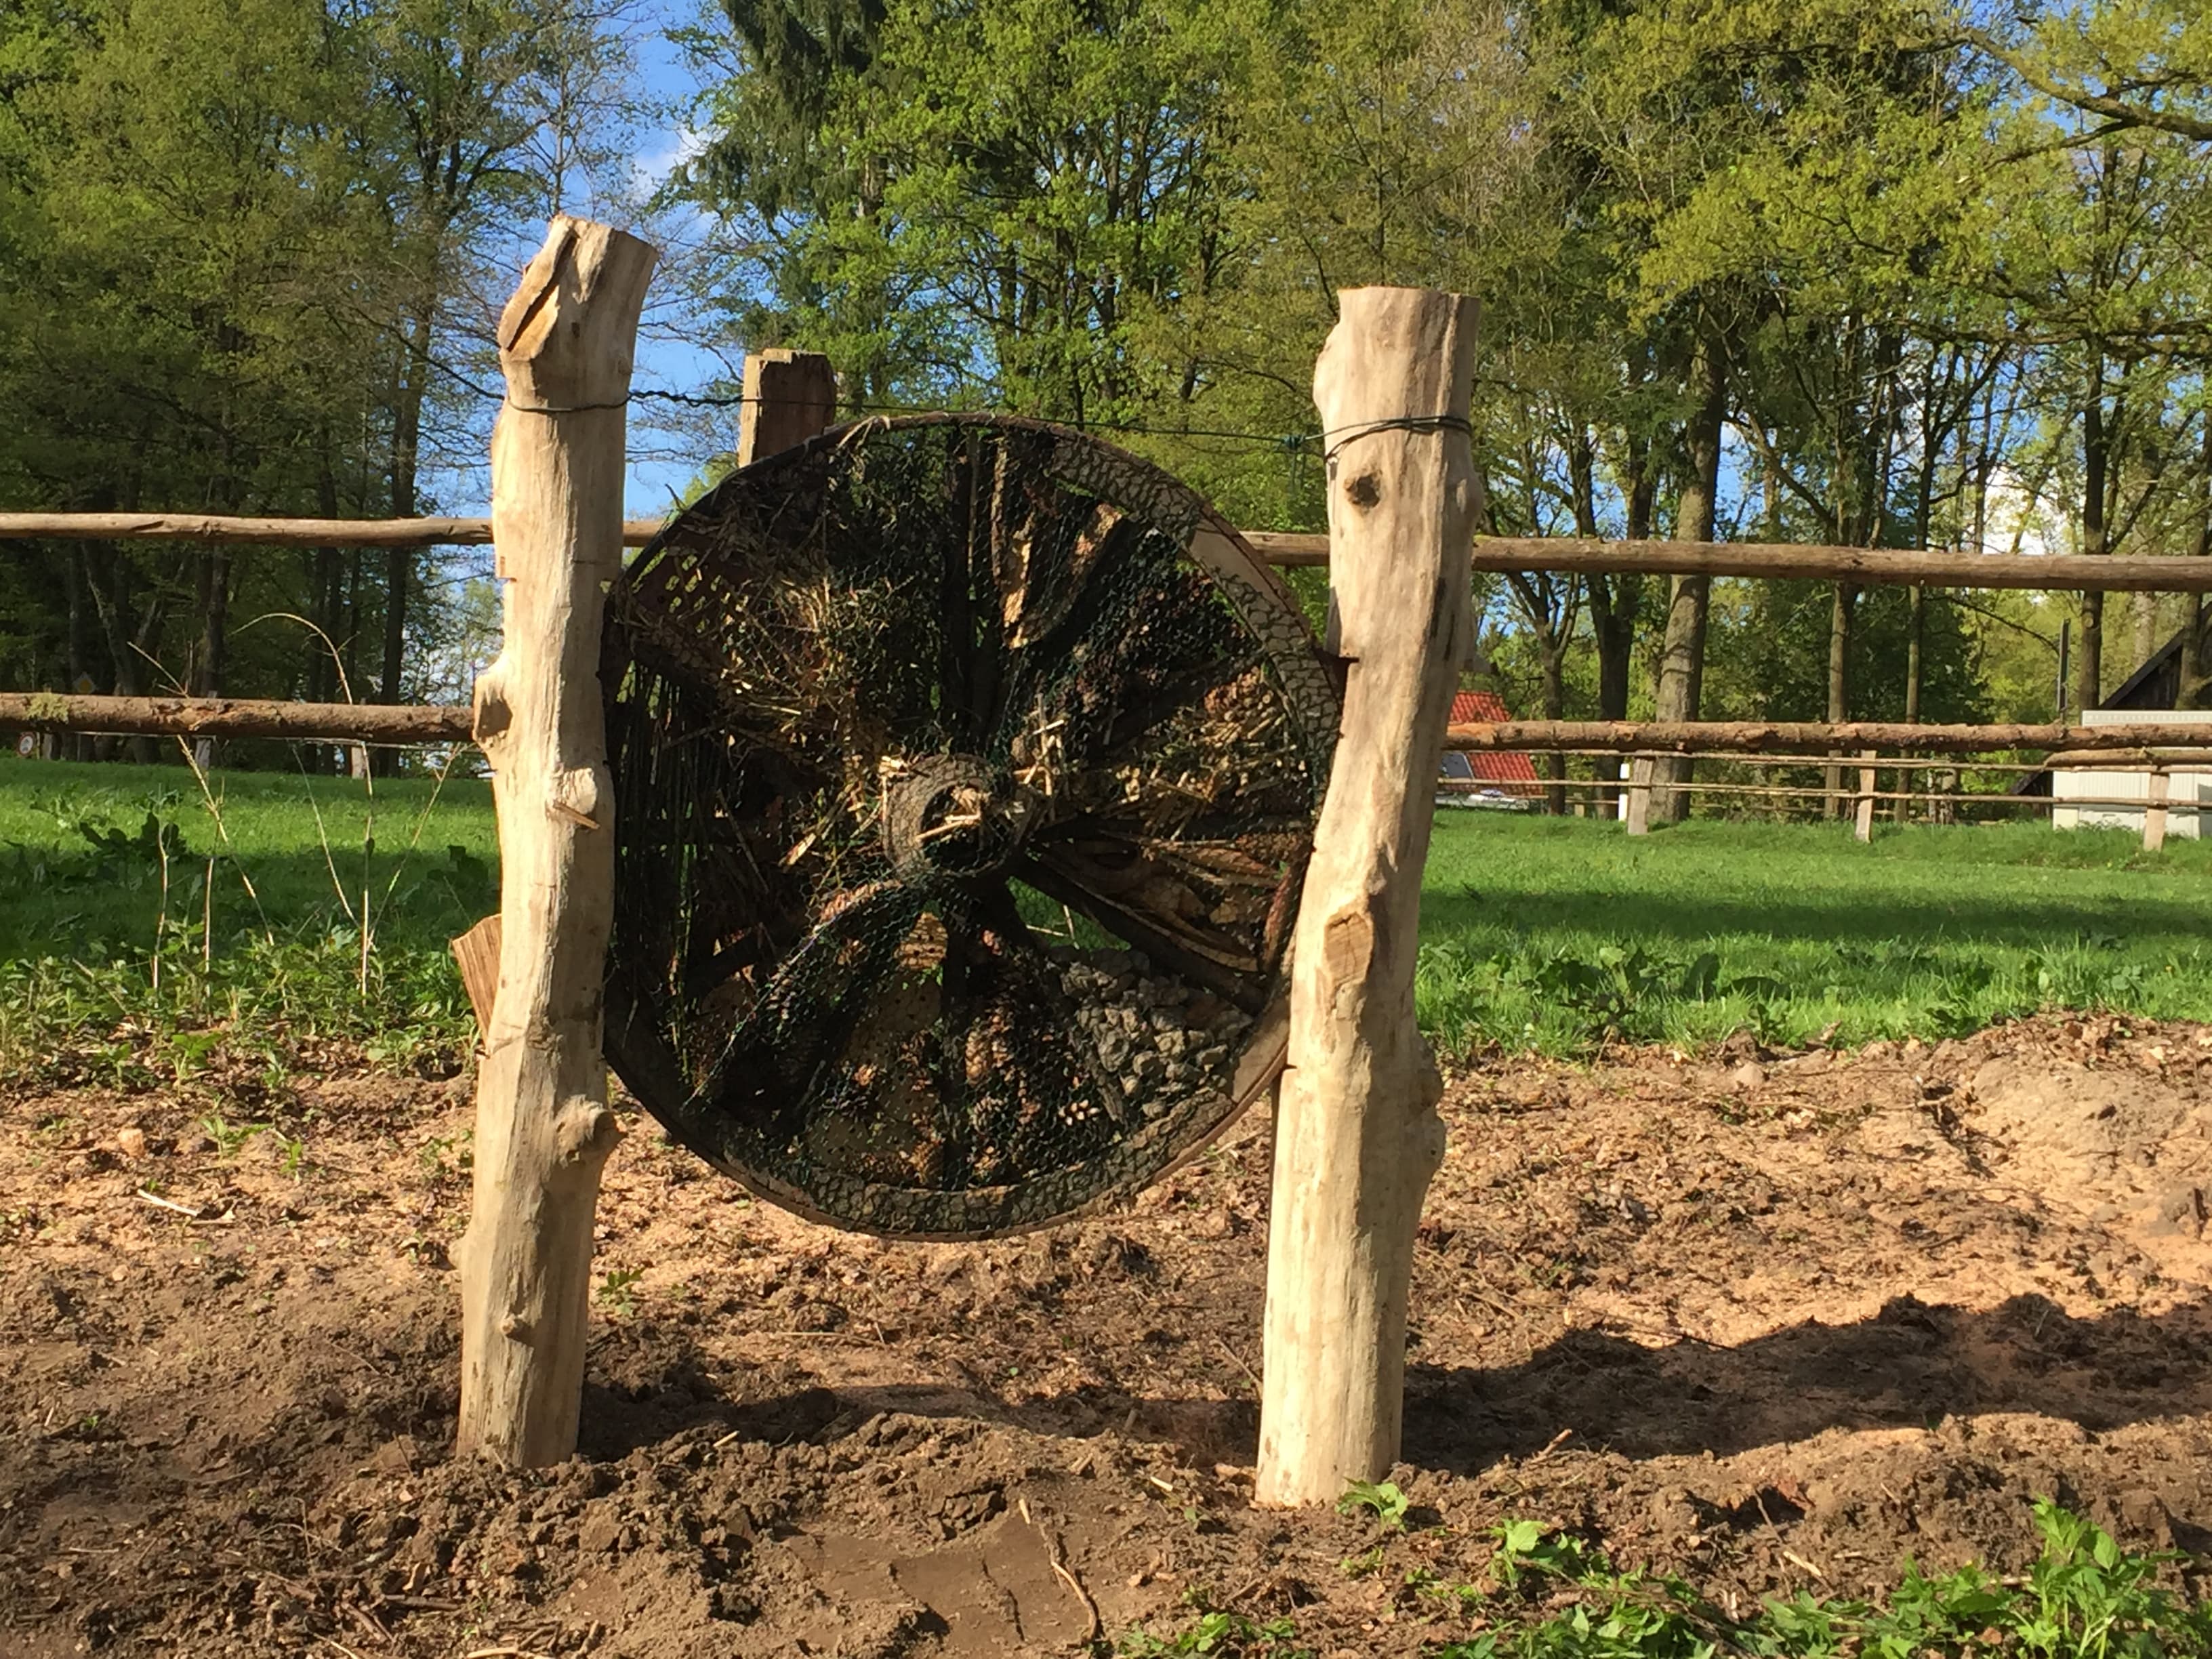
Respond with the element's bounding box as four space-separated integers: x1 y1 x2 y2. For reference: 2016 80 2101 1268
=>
600 415 1338 1237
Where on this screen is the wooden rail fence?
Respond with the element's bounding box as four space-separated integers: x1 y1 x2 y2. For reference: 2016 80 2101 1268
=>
9 512 2212 593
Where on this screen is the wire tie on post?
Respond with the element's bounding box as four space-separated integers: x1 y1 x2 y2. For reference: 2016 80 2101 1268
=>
1321 413 1473 474
503 396 632 415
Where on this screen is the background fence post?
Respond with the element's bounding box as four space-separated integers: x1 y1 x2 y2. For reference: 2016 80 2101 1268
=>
2145 768 2169 853
456 217 655 1467
737 348 837 466
1256 286 1478 1507
1854 749 1877 842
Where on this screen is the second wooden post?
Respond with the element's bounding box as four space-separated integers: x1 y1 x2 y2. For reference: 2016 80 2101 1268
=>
1256 286 1480 1507
457 217 656 1466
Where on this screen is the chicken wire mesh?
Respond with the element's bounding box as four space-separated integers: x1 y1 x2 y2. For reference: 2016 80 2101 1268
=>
600 414 1338 1238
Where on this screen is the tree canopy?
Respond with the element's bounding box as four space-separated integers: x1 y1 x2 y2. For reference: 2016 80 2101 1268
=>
5 0 2210 807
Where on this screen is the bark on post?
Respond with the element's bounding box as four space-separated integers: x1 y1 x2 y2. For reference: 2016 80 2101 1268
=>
457 218 656 1467
737 349 837 467
1256 287 1478 1508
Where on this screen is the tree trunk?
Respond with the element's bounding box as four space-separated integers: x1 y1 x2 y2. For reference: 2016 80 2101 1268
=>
1589 579 1640 724
66 548 94 760
1822 582 1857 818
87 545 167 764
380 295 435 724
2179 422 2212 710
2131 591 2158 674
1650 328 1726 823
1257 286 1476 1507
192 549 230 697
1905 586 1924 724
1540 628 1568 815
1507 574 1574 816
1900 583 1924 823
344 550 365 705
2074 367 2108 718
456 218 656 1467
1583 426 1643 724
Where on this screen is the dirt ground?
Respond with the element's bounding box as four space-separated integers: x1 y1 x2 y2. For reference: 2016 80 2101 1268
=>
5 1015 2212 1657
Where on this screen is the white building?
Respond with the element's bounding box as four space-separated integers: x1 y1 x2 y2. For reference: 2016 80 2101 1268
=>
2053 708 2212 840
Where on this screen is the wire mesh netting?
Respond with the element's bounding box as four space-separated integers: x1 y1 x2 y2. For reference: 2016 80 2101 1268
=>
600 414 1339 1238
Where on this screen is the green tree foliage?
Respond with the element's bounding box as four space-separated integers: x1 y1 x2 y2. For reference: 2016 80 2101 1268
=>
0 0 636 756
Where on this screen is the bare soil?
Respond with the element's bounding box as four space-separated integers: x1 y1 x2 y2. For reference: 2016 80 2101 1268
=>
5 1016 2212 1657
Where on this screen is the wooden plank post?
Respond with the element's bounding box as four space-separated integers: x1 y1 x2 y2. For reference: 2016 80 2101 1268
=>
456 218 656 1466
737 348 837 466
2145 768 2169 853
1854 750 1877 843
1624 757 1652 835
1256 287 1478 1507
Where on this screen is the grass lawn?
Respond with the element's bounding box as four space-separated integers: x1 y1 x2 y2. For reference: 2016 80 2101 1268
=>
1420 809 2212 1054
0 756 495 1079
3 755 2209 1076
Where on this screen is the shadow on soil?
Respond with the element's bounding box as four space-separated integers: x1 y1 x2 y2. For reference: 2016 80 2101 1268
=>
575 1290 2212 1474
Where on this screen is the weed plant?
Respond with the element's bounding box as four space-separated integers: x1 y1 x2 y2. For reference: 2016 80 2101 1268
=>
1120 1501 2212 1658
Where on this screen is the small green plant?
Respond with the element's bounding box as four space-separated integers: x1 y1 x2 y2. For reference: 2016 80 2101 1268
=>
1338 1545 1386 1578
275 1134 308 1177
166 1029 223 1082
199 1111 266 1158
1118 1605 1311 1658
597 1266 644 1317
418 1130 473 1181
1491 1518 1607 1589
1437 1504 2212 1659
1336 1478 1411 1530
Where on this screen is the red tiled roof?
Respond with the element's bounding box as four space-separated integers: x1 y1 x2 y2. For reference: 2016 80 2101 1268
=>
1450 690 1511 724
1443 689 1543 794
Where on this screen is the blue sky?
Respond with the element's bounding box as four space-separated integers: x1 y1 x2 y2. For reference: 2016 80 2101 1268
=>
620 0 735 518
414 0 740 521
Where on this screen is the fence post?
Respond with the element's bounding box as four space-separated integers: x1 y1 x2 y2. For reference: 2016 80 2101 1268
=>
1854 750 1877 842
1256 287 1477 1507
456 218 656 1467
1624 756 1652 835
738 349 837 466
2145 768 2169 853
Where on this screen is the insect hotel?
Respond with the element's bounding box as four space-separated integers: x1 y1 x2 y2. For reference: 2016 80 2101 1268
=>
453 216 1479 1507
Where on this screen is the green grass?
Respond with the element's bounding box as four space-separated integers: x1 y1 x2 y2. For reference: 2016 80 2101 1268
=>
0 756 495 1082
1121 1500 2212 1658
5 758 2211 1082
1418 813 2212 1056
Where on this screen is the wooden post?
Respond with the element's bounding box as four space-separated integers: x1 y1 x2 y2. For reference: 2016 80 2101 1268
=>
1256 287 1478 1507
737 349 836 467
1624 757 1652 835
2145 768 2169 853
1853 750 1877 843
457 218 656 1467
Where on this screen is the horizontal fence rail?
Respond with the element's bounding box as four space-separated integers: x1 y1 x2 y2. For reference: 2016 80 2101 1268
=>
1445 720 2212 756
1507 777 2167 811
1242 531 2212 592
14 695 2212 760
0 693 474 742
7 512 2212 592
0 512 670 549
